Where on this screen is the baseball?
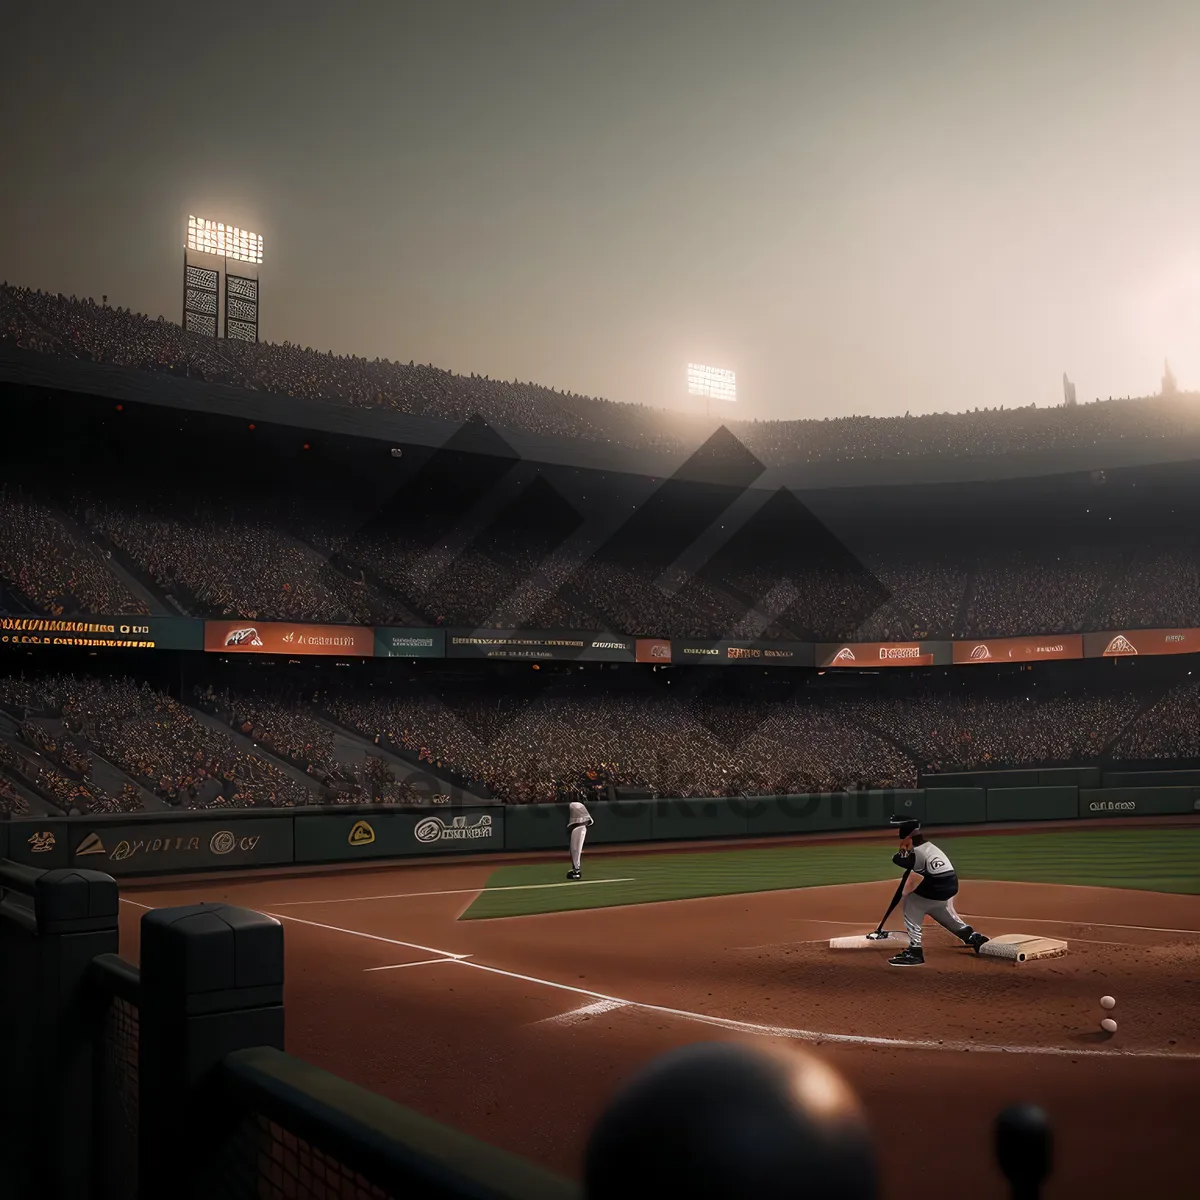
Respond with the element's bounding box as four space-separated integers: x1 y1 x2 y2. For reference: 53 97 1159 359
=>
1100 996 1116 1010
1101 1018 1118 1034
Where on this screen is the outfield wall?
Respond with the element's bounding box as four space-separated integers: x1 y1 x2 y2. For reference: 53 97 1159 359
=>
3 785 1197 875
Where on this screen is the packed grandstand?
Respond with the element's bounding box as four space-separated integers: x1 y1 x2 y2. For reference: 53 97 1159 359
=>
3 278 1200 821
0 660 1196 816
3 281 1200 466
1 475 1199 639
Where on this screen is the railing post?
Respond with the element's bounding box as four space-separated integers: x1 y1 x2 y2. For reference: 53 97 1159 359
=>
137 903 284 1200
0 865 120 1200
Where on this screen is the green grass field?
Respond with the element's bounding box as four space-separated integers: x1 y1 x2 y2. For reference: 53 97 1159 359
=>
460 827 1200 920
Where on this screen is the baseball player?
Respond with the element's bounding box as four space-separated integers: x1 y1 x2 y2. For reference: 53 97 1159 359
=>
567 799 594 880
888 819 989 967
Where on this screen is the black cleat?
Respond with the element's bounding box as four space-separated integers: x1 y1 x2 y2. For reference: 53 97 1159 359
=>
567 869 581 880
888 947 925 967
966 932 989 953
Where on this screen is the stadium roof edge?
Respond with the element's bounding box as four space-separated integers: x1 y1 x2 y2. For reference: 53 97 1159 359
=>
3 345 1200 492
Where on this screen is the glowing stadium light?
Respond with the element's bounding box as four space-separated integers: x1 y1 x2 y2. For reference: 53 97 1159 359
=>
187 215 264 265
687 363 737 403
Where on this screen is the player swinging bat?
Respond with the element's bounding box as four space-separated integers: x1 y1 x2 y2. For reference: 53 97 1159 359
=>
886 818 989 967
566 799 594 880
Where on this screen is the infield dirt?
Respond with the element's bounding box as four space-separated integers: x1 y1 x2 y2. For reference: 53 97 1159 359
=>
121 857 1200 1200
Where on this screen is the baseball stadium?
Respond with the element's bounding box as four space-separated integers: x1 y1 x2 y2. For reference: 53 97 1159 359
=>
5 7 1200 1199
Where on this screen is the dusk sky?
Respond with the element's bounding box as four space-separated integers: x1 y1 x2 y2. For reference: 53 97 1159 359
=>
2 1 1198 420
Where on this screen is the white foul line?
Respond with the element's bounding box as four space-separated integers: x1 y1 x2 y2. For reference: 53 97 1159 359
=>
264 911 466 960
271 912 1200 1062
266 878 636 908
365 956 472 973
533 999 630 1027
962 913 1200 937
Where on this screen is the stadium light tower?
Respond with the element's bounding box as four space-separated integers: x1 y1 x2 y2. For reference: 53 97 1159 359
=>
687 363 737 419
183 216 264 342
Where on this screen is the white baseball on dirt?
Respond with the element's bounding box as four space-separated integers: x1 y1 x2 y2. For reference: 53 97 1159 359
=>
1101 1018 1118 1034
1100 996 1116 1010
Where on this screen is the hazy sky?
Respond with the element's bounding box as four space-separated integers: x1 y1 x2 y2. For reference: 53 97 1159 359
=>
3 1 1198 420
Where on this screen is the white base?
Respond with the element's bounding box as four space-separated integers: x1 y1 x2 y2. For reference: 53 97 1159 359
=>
977 933 1068 964
829 932 908 949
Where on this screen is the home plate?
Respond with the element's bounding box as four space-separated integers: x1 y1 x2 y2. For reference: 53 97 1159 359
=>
829 932 908 949
978 934 1068 964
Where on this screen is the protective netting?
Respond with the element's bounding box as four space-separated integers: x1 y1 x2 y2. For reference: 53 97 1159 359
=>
95 993 139 1200
202 1112 394 1200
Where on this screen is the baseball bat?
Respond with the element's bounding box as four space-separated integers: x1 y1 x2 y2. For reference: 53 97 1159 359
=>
865 869 909 939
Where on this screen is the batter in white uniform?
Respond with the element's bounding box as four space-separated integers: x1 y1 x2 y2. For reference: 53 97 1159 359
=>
888 819 989 966
566 799 594 880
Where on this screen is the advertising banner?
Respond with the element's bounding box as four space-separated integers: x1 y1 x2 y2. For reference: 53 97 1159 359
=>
68 817 294 875
816 641 951 668
293 809 505 863
1083 629 1200 658
373 627 446 658
1079 787 1200 818
953 634 1084 664
671 639 815 667
204 620 374 657
8 822 70 868
447 630 636 662
636 638 672 663
0 615 203 652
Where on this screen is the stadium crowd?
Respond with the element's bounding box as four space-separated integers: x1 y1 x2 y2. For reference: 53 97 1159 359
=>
4 282 1200 467
1 665 1186 812
0 485 148 617
76 491 404 626
0 674 315 810
1109 677 1200 762
6 476 1200 639
195 683 427 804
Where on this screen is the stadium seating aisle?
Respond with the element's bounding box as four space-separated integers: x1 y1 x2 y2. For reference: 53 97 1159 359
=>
3 471 1200 639
0 662 1194 810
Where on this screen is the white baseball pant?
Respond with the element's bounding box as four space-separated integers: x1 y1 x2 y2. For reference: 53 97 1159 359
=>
569 824 588 871
903 893 970 948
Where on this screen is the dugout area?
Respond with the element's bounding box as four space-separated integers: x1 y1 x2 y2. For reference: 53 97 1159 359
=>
113 824 1200 1200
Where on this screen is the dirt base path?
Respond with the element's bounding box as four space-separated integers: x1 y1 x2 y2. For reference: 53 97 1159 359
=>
122 862 1200 1200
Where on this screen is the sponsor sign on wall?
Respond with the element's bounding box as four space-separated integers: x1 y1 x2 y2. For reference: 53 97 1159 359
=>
293 809 505 863
635 638 672 663
204 620 374 657
671 639 815 666
1083 629 1200 658
952 634 1084 664
6 822 70 868
0 615 203 651
447 630 635 661
69 818 294 875
1078 788 1200 817
816 641 951 668
373 627 446 658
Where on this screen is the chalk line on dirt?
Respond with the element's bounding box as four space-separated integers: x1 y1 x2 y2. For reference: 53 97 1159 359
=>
264 878 636 907
962 913 1200 937
365 957 472 973
269 911 1200 1062
533 999 630 1027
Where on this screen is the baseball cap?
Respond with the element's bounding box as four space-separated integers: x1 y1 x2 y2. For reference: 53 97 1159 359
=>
892 818 921 839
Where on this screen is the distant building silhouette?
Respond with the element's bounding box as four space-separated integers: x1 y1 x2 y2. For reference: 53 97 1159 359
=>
1162 359 1178 396
1062 372 1077 406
